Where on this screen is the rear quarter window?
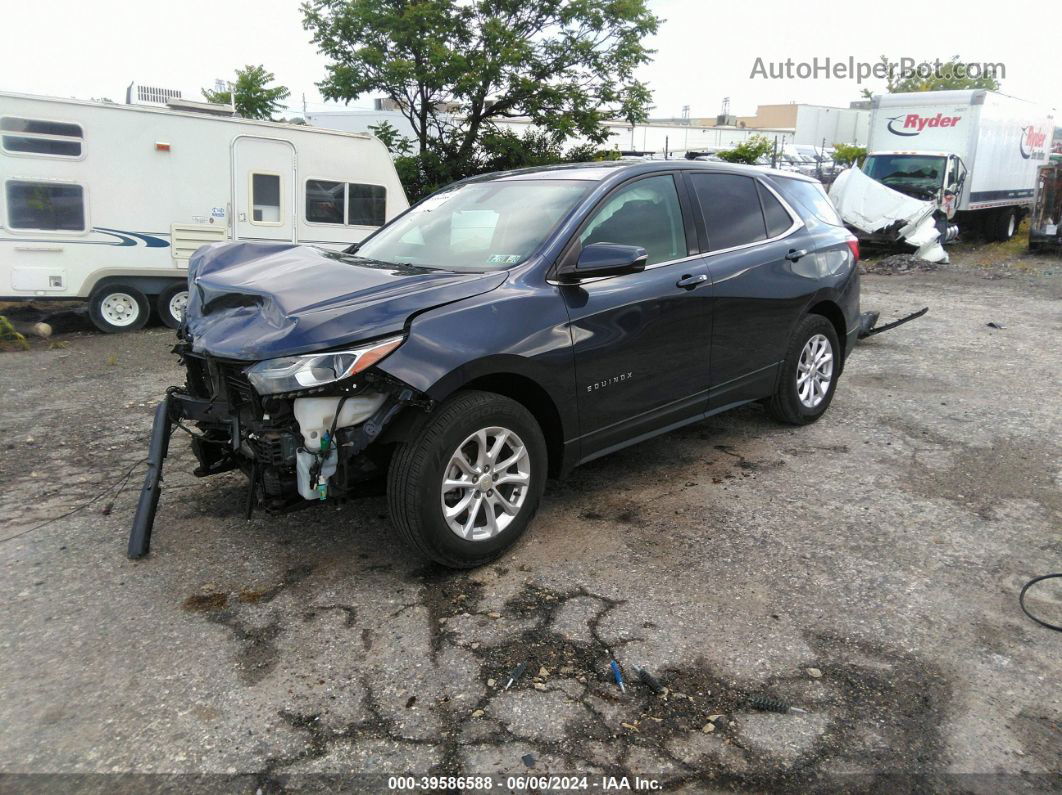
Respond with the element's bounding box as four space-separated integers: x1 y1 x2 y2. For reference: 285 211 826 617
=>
770 176 844 227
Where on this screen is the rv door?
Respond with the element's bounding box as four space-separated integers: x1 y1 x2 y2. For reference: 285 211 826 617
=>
232 136 296 243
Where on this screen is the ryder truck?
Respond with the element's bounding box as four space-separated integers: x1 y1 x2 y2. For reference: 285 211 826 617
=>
862 90 1054 241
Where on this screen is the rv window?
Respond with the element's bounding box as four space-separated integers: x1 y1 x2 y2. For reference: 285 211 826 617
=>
306 179 345 224
251 173 281 223
1 117 83 157
348 184 386 226
6 181 85 231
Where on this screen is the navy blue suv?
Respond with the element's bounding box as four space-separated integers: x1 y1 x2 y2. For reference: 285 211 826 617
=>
131 161 861 568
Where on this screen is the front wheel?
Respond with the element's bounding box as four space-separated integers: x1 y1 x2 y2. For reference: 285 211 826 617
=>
766 315 840 425
387 390 547 568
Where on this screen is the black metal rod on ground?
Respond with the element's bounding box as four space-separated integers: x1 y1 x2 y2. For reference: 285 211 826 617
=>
858 307 929 339
128 396 173 559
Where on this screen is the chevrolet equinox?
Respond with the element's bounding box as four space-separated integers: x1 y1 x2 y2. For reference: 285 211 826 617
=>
130 161 861 568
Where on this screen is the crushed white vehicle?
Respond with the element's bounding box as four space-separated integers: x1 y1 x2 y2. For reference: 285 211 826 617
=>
829 167 950 263
831 89 1054 258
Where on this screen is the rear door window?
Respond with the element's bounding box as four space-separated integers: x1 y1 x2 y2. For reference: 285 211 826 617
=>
688 173 766 251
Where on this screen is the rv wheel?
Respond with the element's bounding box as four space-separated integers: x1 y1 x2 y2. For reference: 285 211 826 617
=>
89 285 150 333
157 283 190 330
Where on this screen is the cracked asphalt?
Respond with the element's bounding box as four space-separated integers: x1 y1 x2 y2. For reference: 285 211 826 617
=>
1 256 1060 791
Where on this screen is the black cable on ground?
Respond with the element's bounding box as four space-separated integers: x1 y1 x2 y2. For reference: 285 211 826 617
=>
1019 574 1062 632
0 457 148 545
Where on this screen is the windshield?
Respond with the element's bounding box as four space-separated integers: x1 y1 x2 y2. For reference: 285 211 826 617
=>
356 179 592 271
863 154 945 198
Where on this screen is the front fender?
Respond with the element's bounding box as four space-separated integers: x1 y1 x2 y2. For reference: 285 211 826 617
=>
376 278 579 444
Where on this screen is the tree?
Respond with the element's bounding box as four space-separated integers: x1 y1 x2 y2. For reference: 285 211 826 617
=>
368 120 414 156
716 135 773 165
302 0 660 162
831 143 866 168
860 55 1001 98
203 65 291 120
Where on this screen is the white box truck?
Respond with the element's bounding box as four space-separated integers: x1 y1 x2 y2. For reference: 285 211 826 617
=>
861 90 1054 242
0 92 408 332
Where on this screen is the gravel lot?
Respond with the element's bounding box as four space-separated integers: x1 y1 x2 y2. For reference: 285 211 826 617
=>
1 255 1059 791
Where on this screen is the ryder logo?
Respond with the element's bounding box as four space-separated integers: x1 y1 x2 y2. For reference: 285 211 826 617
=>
886 113 963 136
1019 126 1047 159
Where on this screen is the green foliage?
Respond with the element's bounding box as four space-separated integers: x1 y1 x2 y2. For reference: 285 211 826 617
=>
302 0 661 160
860 55 1001 98
0 315 28 351
715 135 774 165
832 143 867 167
368 121 414 156
565 142 621 162
392 129 620 202
203 65 291 120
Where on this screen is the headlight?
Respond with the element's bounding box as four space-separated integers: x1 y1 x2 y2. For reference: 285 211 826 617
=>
245 335 403 395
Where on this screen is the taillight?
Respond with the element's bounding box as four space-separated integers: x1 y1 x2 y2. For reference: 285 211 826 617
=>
846 236 860 262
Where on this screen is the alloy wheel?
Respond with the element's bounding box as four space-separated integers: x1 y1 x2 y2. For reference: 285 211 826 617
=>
440 426 530 541
797 333 833 408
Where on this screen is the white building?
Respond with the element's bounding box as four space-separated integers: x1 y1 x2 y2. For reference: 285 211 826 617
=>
305 109 797 158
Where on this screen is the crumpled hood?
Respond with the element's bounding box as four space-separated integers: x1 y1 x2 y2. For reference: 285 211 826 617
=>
183 242 507 360
828 168 948 263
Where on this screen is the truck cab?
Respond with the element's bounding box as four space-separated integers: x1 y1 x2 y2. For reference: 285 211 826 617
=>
861 150 968 219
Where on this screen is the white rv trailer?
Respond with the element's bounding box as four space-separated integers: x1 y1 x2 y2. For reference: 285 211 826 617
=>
0 92 408 332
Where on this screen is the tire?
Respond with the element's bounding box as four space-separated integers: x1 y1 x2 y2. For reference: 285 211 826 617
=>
387 390 548 568
88 285 150 333
991 209 1017 242
157 283 190 330
766 314 841 426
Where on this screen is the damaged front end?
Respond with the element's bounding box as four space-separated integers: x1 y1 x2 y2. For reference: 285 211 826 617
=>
128 337 426 558
828 167 957 263
125 240 511 559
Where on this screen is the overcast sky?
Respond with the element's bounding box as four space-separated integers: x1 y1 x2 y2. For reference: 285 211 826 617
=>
3 0 1058 119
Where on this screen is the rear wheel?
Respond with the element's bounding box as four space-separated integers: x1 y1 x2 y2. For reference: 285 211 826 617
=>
157 283 189 329
89 285 149 333
766 315 840 425
387 390 547 568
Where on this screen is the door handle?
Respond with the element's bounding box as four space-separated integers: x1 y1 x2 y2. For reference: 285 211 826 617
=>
785 248 809 262
676 273 708 289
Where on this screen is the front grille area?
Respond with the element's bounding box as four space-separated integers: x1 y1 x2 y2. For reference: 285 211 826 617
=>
183 351 258 409
224 371 256 407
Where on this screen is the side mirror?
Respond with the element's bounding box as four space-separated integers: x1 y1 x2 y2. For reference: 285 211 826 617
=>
562 242 648 281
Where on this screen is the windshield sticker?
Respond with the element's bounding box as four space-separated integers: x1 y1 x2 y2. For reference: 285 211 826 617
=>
487 254 522 265
414 193 455 213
